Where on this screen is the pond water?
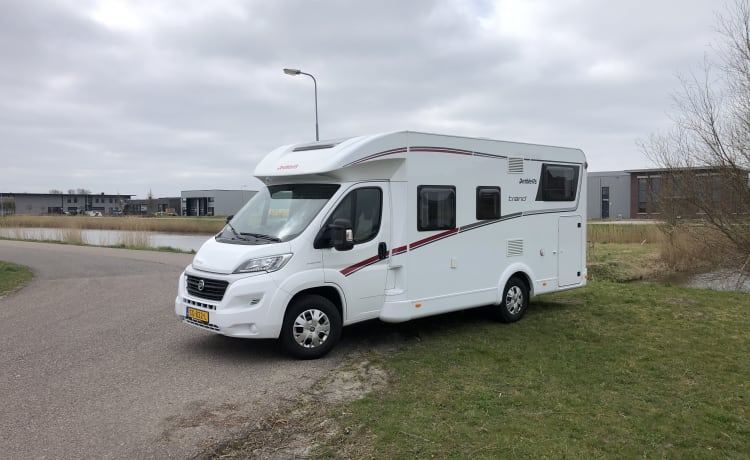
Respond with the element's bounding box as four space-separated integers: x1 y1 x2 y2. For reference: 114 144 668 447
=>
4 227 750 293
0 227 213 252
662 269 750 294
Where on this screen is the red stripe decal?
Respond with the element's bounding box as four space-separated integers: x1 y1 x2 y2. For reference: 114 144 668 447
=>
341 255 381 276
346 146 478 167
341 217 520 276
392 245 407 255
348 148 408 166
410 148 472 156
409 228 458 249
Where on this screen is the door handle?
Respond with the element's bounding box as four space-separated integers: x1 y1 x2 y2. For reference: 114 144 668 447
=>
378 242 388 260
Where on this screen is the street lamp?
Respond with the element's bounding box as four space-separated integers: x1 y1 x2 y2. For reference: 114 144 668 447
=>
283 68 319 141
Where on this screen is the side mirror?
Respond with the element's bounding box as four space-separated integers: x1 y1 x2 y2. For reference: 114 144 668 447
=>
331 218 354 251
314 218 354 251
226 214 234 223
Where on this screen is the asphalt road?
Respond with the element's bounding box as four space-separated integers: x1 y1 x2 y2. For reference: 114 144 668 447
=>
0 241 349 459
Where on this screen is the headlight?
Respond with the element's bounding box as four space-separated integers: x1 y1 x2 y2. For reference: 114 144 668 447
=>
234 254 293 274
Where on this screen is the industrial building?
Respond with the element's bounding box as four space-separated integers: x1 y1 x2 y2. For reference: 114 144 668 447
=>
1 192 132 216
181 190 256 216
587 171 631 219
0 189 255 217
124 197 182 216
587 167 749 220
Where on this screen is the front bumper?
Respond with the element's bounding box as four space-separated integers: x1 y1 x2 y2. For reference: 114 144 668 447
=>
174 267 284 339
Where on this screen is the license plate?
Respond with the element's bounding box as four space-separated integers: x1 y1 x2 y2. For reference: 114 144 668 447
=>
186 307 209 324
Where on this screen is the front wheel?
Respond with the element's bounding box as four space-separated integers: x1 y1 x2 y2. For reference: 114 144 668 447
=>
494 277 529 323
280 295 342 359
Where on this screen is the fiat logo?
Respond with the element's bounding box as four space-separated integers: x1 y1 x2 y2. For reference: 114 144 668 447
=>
197 279 205 291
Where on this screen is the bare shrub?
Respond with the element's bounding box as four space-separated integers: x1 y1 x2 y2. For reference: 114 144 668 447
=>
639 0 750 260
658 223 738 271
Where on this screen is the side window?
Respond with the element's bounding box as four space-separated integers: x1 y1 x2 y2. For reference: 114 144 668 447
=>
536 164 580 201
325 187 382 244
418 185 456 231
476 187 501 220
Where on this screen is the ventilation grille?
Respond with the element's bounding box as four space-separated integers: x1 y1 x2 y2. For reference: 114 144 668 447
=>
507 239 524 257
184 297 217 311
508 157 524 174
184 318 220 331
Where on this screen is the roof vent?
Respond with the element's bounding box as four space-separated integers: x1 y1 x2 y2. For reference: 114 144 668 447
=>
508 158 524 174
292 142 339 152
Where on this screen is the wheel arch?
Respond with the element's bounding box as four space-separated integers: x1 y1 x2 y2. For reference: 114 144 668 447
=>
498 263 535 302
287 285 344 321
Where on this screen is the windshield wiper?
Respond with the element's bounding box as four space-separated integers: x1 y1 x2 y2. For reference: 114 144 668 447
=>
226 221 250 241
241 232 282 242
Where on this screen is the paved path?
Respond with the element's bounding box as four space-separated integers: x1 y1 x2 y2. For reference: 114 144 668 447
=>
0 241 347 459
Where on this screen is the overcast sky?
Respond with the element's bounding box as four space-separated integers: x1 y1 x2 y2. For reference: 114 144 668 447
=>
1 0 724 198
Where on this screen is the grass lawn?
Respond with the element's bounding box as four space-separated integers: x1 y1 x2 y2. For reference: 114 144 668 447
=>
320 281 750 458
587 242 666 282
0 260 33 296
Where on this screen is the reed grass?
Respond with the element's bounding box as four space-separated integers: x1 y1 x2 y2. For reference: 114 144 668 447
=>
0 215 223 234
59 228 84 245
117 231 151 248
587 222 743 273
1 228 160 250
587 223 664 244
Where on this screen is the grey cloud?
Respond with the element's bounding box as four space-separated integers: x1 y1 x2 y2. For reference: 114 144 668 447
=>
0 0 728 196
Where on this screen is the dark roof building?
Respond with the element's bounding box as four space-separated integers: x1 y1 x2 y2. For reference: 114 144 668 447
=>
1 192 133 216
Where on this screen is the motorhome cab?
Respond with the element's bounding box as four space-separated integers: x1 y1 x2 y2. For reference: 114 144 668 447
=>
176 131 587 359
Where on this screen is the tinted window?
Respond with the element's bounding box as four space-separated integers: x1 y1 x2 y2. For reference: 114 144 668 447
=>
418 186 456 231
324 187 382 244
536 164 579 201
476 187 501 220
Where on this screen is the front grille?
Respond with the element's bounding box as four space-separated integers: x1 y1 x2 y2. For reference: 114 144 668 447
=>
186 275 228 301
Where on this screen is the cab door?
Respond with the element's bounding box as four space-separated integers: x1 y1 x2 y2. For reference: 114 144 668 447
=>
320 182 391 322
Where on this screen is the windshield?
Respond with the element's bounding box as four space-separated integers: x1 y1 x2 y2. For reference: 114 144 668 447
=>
218 183 340 244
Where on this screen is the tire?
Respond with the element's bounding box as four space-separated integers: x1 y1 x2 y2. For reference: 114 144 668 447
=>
494 277 529 323
280 294 342 359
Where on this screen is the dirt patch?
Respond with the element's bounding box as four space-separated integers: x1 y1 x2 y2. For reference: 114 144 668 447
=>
199 359 388 459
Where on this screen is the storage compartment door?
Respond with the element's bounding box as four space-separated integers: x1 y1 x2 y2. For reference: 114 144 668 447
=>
558 216 582 287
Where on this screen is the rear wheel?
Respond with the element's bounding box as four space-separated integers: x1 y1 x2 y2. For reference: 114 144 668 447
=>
280 295 342 359
494 277 529 323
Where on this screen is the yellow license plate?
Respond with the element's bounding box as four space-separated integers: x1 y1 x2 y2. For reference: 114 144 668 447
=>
186 307 209 324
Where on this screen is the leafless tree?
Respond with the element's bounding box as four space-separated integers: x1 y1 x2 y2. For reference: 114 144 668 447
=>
147 189 156 215
640 0 750 258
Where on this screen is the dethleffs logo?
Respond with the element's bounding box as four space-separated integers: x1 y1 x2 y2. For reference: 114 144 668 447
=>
277 164 299 170
519 178 537 185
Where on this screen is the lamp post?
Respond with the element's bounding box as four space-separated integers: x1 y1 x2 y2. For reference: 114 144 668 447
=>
283 68 319 141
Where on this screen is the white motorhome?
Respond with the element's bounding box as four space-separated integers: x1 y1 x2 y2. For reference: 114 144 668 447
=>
176 131 587 358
